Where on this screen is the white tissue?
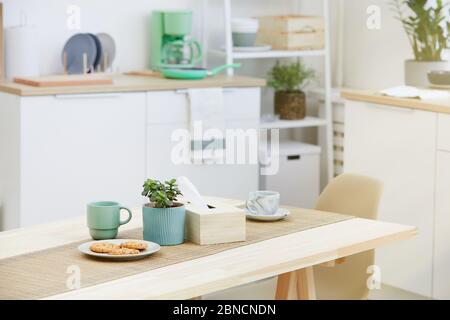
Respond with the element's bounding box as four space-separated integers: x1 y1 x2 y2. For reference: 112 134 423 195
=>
176 176 209 209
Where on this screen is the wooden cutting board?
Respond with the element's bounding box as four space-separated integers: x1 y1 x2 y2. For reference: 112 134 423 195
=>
125 70 161 77
13 74 113 87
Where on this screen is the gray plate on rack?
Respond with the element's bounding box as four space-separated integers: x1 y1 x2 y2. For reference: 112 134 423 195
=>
87 33 103 71
96 32 116 70
62 33 97 74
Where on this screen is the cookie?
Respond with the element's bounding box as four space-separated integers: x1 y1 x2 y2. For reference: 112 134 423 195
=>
109 247 140 255
120 241 148 251
90 242 120 254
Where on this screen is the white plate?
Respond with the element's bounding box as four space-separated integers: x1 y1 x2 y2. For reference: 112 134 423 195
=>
78 239 161 261
245 208 290 222
221 45 272 52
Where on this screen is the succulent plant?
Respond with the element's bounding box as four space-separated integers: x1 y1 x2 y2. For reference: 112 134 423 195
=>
142 178 182 208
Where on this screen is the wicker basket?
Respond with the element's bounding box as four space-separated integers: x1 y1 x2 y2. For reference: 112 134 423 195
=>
275 91 306 120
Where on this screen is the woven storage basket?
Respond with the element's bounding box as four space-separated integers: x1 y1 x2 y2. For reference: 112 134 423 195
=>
275 91 306 120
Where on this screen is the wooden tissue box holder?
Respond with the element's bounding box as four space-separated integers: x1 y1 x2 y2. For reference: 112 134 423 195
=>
184 201 246 245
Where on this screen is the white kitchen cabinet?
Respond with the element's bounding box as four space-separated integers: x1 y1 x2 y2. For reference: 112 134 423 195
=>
146 89 260 200
344 101 437 297
0 86 262 230
1 92 146 229
433 151 450 299
437 113 450 152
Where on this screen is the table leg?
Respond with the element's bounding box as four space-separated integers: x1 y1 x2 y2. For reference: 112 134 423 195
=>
275 267 316 300
318 257 346 268
296 267 316 300
275 271 297 300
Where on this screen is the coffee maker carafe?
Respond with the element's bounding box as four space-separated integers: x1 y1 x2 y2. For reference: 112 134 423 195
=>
151 10 202 69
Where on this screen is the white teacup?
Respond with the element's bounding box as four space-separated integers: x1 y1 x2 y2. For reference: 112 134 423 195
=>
246 191 280 216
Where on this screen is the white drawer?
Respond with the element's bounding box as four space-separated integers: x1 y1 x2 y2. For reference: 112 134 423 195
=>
438 113 450 152
146 88 260 124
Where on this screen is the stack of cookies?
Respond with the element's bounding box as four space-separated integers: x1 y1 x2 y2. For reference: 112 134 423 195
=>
90 241 148 255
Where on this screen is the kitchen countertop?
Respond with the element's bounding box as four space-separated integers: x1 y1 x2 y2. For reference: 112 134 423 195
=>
0 74 266 96
342 89 450 114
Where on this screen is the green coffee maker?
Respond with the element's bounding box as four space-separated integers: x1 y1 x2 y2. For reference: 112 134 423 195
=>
151 10 202 69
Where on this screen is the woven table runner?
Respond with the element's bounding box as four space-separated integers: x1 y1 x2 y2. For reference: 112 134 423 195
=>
0 208 353 299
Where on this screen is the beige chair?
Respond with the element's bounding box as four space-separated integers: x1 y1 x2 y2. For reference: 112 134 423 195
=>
275 173 383 300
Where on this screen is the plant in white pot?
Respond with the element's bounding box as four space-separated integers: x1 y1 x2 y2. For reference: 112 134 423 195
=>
393 0 450 86
141 178 185 246
267 60 315 120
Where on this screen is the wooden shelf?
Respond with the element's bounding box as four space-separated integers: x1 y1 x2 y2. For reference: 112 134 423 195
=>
210 49 326 60
260 116 328 129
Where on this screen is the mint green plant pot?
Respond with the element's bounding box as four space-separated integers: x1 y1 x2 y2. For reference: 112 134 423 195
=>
142 203 185 246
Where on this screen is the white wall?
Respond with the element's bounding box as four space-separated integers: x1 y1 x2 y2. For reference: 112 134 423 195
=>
1 0 300 76
341 0 450 90
1 0 335 117
3 0 448 91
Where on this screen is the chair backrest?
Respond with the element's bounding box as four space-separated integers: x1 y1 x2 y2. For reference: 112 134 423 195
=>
313 173 383 300
315 173 383 219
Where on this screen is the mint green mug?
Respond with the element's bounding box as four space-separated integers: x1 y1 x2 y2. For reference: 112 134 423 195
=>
87 201 132 240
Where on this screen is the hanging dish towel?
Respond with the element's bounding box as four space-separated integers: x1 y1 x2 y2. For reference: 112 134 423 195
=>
188 88 226 164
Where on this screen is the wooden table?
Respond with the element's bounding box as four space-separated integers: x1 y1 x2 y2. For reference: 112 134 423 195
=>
0 199 416 300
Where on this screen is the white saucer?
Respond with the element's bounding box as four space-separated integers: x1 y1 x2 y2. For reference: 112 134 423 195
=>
221 44 272 52
245 208 290 222
78 239 160 261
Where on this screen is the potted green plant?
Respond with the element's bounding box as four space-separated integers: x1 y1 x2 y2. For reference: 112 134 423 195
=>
267 60 315 120
392 0 450 86
141 178 185 246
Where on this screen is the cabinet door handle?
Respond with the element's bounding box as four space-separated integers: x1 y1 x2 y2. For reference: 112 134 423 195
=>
175 88 237 94
366 103 414 113
287 155 301 161
54 93 121 100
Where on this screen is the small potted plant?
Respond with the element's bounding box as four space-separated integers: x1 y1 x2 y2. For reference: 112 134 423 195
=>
267 60 315 120
141 178 185 246
392 0 449 86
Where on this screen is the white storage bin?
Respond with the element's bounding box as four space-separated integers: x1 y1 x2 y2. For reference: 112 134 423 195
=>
260 141 321 209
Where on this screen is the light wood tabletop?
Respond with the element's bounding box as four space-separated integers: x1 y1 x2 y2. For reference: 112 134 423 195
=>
342 89 450 114
0 198 416 300
0 74 266 96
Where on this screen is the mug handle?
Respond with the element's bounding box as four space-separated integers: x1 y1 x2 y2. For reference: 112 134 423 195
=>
245 200 259 215
119 207 132 225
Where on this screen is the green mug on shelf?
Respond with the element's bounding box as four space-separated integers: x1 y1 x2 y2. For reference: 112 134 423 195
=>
87 201 132 240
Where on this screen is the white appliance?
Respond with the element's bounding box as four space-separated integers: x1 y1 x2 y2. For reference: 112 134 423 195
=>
5 25 40 79
260 141 321 209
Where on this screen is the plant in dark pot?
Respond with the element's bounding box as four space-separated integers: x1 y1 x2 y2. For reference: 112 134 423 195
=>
268 60 315 120
392 0 450 86
141 178 185 246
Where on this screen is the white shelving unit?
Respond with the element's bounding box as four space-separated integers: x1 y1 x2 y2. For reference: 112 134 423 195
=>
260 116 328 129
202 0 334 182
210 49 327 60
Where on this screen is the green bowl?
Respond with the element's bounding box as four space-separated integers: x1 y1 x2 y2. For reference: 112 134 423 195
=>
428 70 450 86
232 32 257 47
